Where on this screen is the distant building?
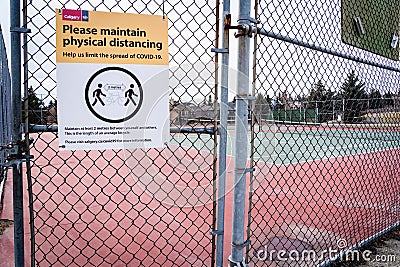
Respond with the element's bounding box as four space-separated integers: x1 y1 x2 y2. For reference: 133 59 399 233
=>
170 98 216 126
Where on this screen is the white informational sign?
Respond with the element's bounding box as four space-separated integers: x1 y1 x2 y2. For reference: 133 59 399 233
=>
56 9 169 150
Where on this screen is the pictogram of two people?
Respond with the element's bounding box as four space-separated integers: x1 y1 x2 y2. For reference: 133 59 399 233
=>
92 83 138 106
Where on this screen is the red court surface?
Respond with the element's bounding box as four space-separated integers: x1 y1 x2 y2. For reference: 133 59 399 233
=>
0 132 399 266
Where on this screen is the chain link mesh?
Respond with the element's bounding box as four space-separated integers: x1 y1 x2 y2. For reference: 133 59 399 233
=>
247 0 400 266
25 1 218 266
0 29 12 169
23 0 400 266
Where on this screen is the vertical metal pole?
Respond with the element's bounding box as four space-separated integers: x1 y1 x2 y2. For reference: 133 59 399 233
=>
10 0 25 266
342 99 345 121
284 102 287 121
229 0 251 265
299 104 303 122
0 27 4 155
215 0 230 266
259 104 261 131
332 100 335 121
21 0 35 265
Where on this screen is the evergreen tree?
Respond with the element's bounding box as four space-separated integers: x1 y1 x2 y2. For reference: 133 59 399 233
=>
25 86 44 124
254 93 272 122
338 71 367 122
307 80 335 122
368 89 382 110
382 92 394 108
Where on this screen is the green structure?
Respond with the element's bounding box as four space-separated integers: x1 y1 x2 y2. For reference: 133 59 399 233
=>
273 109 318 123
342 0 400 60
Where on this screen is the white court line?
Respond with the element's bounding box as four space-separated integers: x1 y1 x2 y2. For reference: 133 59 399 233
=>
254 143 400 166
170 132 400 166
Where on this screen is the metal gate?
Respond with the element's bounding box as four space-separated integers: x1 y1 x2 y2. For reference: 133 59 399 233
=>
24 1 220 266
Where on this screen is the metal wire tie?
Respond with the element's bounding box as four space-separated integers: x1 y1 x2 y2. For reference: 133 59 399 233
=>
245 167 255 173
10 27 31 33
235 95 256 101
211 48 229 53
238 17 261 24
231 239 251 249
210 230 224 236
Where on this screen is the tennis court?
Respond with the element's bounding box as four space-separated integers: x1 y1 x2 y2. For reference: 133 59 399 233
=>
172 123 400 165
169 122 400 265
3 122 399 266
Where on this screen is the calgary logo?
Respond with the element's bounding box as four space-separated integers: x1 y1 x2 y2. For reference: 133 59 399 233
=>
61 9 89 22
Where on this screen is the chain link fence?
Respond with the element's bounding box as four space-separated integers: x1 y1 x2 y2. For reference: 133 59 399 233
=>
247 0 400 266
25 1 219 266
0 27 12 182
254 97 400 125
14 0 400 266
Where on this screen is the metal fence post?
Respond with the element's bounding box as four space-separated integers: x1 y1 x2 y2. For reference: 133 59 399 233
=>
0 27 4 166
10 0 25 266
215 0 230 266
342 98 345 121
21 2 35 264
333 99 335 121
229 0 251 265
